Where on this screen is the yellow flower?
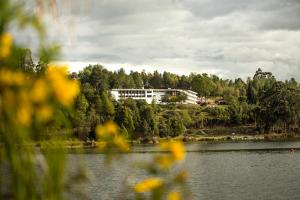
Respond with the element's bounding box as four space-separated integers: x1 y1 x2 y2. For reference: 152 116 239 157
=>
2 90 15 107
160 141 186 161
134 178 163 193
96 125 107 138
167 191 181 200
98 141 107 150
113 136 129 152
175 171 188 183
96 122 129 152
96 122 118 137
31 79 48 103
156 155 174 170
37 105 53 121
0 33 12 59
170 142 185 161
0 69 25 86
46 65 79 106
59 80 79 106
106 121 118 134
47 64 69 76
17 103 31 126
13 72 25 85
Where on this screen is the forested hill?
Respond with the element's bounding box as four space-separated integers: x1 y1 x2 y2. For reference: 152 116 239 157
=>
69 64 300 140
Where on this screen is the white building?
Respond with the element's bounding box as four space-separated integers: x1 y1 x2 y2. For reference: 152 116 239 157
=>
110 88 198 104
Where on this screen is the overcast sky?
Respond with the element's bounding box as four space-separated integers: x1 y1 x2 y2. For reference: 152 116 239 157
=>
15 0 300 80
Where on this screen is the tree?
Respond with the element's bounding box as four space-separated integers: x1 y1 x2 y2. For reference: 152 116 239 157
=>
256 81 300 133
89 65 110 92
168 112 185 137
149 70 163 88
74 94 89 124
177 75 191 89
158 119 170 137
115 104 135 135
161 92 187 103
191 74 213 102
101 91 115 120
163 71 178 88
140 105 158 137
123 98 141 130
73 94 89 139
19 48 35 73
112 68 136 88
130 71 144 88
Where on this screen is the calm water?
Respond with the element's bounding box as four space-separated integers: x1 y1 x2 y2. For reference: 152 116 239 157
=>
68 141 300 200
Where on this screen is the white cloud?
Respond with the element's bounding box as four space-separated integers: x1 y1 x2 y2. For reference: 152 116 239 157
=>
14 0 300 81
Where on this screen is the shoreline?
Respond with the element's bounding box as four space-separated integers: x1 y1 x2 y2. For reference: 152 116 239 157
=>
33 132 300 150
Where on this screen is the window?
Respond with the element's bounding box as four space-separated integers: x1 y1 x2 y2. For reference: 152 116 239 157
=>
147 95 152 97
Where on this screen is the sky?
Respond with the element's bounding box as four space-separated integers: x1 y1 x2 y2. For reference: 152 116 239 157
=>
15 0 300 80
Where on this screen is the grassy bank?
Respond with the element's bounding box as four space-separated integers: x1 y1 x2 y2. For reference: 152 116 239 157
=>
30 131 300 150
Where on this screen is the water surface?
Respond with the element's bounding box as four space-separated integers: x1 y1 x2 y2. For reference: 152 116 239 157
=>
68 141 300 200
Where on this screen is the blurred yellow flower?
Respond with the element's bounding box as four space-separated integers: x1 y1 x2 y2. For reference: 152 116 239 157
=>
31 79 48 103
2 90 15 107
175 171 188 183
13 72 25 85
113 136 129 152
46 65 79 106
37 105 53 121
98 141 107 150
47 64 68 76
167 191 181 200
96 122 129 152
17 103 31 126
0 33 12 59
0 69 25 86
156 155 174 170
171 142 185 161
96 125 106 138
134 178 163 193
160 141 186 161
106 121 118 134
96 121 118 137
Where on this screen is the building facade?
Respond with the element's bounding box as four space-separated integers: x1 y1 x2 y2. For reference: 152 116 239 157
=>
110 88 198 104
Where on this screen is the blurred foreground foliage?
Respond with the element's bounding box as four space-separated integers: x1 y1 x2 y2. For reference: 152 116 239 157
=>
132 141 189 200
96 122 189 200
0 1 189 200
0 0 82 199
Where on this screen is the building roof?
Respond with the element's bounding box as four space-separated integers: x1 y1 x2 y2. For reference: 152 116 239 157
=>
111 88 197 95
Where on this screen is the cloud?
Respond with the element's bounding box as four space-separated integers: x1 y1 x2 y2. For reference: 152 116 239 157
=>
13 0 300 81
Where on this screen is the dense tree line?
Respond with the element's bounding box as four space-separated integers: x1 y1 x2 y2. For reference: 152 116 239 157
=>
17 52 300 138
70 65 300 139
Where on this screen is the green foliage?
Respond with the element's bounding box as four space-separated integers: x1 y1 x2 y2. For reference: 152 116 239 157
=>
0 1 84 199
161 92 187 103
157 111 186 137
116 105 135 133
140 105 159 137
179 110 193 127
101 91 115 117
191 74 214 100
169 113 185 137
42 143 66 200
149 70 163 88
203 106 230 125
257 81 300 132
72 65 300 136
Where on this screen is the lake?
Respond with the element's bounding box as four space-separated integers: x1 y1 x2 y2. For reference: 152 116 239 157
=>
68 141 300 200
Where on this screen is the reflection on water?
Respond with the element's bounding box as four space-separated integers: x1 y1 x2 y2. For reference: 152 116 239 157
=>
68 141 300 200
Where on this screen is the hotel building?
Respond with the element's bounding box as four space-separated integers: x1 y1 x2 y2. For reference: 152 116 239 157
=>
110 88 198 104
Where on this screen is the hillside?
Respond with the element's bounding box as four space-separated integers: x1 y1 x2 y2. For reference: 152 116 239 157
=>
70 65 300 140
